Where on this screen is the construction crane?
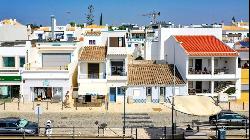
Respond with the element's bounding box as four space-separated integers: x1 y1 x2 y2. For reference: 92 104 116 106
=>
142 11 160 24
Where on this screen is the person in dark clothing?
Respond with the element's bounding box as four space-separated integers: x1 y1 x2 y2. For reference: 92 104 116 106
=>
186 124 193 132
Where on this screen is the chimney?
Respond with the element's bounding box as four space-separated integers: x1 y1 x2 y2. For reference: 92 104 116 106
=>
51 15 55 40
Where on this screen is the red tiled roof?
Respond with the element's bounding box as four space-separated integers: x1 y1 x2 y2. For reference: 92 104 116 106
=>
174 35 239 57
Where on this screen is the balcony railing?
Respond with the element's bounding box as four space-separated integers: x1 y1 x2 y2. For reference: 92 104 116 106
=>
79 73 106 79
24 64 68 71
188 89 211 95
188 68 211 74
109 71 127 76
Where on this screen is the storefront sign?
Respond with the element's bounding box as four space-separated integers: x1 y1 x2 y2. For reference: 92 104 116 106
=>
0 76 22 81
43 80 50 87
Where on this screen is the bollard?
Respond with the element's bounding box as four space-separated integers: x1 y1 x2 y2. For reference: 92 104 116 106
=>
73 126 75 139
228 102 231 110
197 126 199 132
4 101 5 110
243 102 245 110
46 101 48 110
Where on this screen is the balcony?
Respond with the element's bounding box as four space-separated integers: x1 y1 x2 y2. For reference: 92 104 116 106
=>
34 42 77 51
78 73 107 84
107 47 127 55
107 69 127 81
79 73 106 79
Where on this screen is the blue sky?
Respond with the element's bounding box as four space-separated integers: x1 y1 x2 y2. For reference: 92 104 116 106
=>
0 0 249 26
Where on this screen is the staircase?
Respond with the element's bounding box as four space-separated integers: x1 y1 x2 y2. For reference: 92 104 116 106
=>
67 43 83 107
214 81 235 93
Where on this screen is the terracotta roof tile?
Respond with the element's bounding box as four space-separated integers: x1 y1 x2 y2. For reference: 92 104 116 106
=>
79 46 106 61
174 35 239 57
128 64 185 86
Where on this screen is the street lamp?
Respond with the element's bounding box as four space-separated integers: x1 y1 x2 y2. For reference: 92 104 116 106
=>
121 86 127 138
172 41 182 139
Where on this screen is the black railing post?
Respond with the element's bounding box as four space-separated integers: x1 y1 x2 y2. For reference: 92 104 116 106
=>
73 126 75 139
243 102 245 110
135 128 137 139
164 126 167 139
98 126 99 137
229 102 231 110
246 119 248 138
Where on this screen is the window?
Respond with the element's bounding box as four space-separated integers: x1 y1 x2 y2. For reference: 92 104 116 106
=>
89 40 96 45
3 57 15 67
160 87 165 96
128 44 131 47
214 59 219 67
189 59 193 67
111 61 124 76
146 87 152 96
0 123 6 128
19 57 25 67
8 123 17 128
188 81 193 88
117 87 125 96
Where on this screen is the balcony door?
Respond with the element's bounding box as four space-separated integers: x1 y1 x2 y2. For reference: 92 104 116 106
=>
88 63 99 79
195 59 202 71
195 81 202 93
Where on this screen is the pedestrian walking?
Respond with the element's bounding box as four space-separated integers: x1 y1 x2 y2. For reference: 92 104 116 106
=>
45 120 53 137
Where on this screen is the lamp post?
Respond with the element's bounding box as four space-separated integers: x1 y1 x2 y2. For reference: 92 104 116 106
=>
121 86 127 138
172 41 182 139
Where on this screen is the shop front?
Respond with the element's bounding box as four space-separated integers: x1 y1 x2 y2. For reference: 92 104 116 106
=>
22 79 70 102
0 76 22 101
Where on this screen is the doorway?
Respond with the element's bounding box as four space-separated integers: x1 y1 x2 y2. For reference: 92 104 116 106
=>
195 81 202 93
88 63 99 79
109 87 116 102
195 59 202 71
146 87 152 102
159 87 165 102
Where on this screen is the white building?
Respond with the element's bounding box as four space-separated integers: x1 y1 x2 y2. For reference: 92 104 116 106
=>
0 19 28 42
126 29 145 58
105 31 128 103
165 35 241 99
21 41 80 102
127 61 186 103
31 16 78 42
145 27 223 60
77 46 107 104
0 41 27 100
222 24 249 48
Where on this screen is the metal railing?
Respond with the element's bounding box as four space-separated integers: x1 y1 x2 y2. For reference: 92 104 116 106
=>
78 73 106 79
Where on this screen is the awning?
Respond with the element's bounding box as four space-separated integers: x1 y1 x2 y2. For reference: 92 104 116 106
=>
78 83 107 96
166 95 222 116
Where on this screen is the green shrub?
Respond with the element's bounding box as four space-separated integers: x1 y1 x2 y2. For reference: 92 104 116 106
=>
224 87 236 95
